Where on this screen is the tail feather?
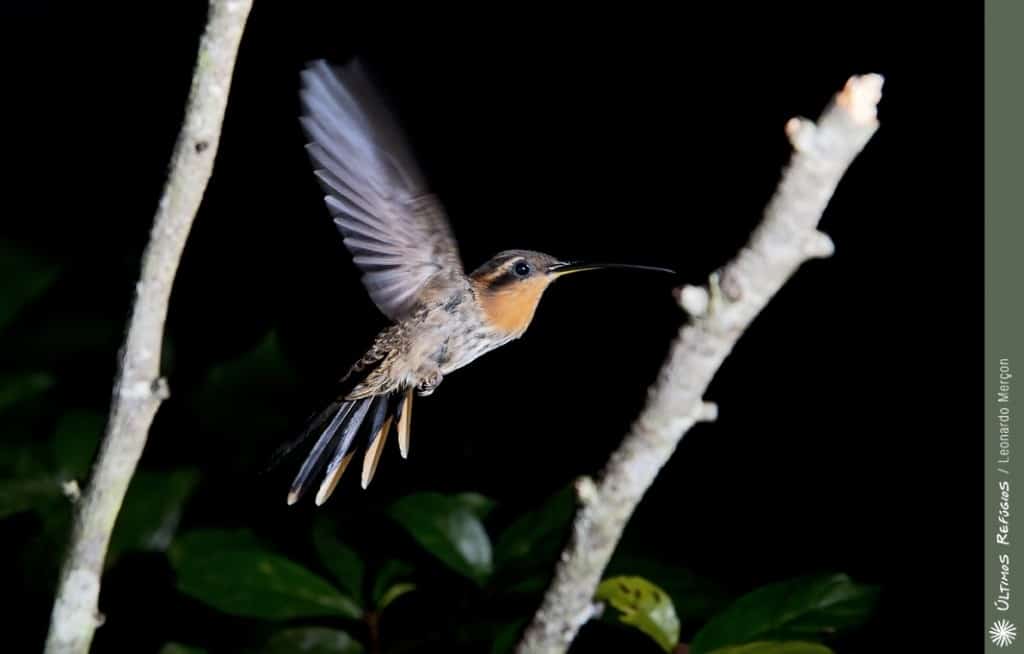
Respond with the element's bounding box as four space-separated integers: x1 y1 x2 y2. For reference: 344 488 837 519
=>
361 407 394 488
314 450 356 506
313 397 376 505
396 389 413 459
285 399 354 505
285 386 416 506
350 395 390 491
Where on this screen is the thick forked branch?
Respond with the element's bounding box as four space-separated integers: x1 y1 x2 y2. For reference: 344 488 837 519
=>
515 74 884 654
43 2 253 653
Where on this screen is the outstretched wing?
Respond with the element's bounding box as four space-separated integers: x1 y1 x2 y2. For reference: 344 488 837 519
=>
299 59 463 321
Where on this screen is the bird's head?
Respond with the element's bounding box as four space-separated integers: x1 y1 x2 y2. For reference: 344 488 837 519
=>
469 249 675 337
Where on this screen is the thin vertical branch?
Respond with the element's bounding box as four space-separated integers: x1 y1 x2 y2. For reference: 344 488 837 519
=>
43 2 253 652
515 73 884 654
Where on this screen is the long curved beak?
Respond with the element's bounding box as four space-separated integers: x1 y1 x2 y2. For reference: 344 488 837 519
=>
547 261 677 278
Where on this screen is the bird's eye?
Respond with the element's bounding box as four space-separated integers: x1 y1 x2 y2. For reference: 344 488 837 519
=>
513 261 531 277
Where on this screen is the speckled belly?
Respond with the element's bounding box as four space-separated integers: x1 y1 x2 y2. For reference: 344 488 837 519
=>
438 327 513 375
390 300 515 388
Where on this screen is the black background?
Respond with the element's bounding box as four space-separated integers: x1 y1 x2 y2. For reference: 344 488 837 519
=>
2 3 981 652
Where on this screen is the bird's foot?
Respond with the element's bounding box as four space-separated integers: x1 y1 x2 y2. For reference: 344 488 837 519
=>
417 371 444 397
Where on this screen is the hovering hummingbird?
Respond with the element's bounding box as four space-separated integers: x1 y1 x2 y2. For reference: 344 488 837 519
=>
285 59 674 507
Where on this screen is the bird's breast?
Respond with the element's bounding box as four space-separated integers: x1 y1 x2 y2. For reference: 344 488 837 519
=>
437 326 514 375
387 284 533 386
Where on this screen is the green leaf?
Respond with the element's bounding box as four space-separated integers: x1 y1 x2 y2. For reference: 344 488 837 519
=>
690 574 880 654
6 314 120 367
171 527 263 552
158 644 207 654
389 492 493 584
52 410 104 478
0 371 55 414
708 642 834 654
263 627 364 654
494 486 575 572
0 439 49 478
0 477 61 519
596 576 681 652
376 582 415 612
0 410 104 520
455 492 497 519
491 619 528 654
14 495 69 589
170 529 362 620
503 573 549 596
606 553 731 625
109 468 199 563
192 331 298 436
371 560 414 606
0 410 105 521
313 518 364 601
0 243 60 332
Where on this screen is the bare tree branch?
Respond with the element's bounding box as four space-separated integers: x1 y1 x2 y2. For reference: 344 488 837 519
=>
43 2 253 652
515 73 884 654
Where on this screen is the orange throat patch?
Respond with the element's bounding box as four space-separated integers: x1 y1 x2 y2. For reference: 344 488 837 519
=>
476 277 549 337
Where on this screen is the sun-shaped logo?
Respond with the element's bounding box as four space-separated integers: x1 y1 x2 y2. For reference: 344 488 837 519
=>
991 619 1017 647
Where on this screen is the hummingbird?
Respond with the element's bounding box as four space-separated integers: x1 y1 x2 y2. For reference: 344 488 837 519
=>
285 59 674 507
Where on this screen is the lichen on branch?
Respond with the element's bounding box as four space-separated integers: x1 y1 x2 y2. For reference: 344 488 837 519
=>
515 73 884 654
43 2 253 653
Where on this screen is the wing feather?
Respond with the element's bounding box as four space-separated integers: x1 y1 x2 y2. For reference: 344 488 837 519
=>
299 59 463 321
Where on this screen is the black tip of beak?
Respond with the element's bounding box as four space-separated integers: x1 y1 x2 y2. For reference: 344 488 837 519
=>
548 261 677 277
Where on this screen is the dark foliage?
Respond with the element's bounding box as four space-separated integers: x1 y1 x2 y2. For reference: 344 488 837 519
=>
0 3 979 652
